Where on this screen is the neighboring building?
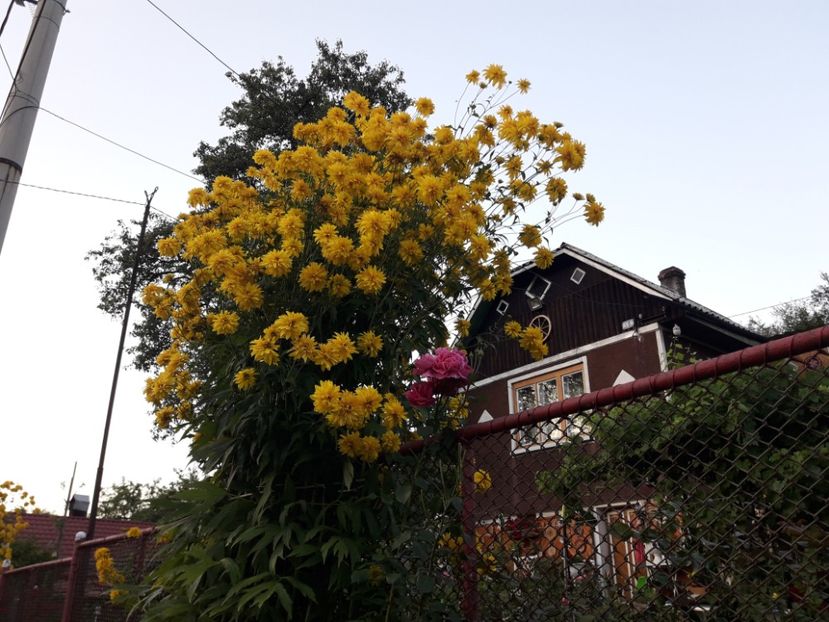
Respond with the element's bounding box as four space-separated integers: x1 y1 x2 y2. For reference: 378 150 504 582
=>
463 242 764 597
14 513 154 562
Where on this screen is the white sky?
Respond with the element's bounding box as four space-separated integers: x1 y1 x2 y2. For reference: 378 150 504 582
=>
0 1 826 513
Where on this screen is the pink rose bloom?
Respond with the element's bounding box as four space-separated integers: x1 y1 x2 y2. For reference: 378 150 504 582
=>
429 348 472 382
413 353 437 377
405 381 436 408
412 347 472 395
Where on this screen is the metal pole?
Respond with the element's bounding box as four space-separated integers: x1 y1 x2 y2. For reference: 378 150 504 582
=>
86 188 157 540
0 0 68 256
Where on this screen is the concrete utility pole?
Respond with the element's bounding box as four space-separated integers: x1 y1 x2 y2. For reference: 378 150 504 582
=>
0 0 68 256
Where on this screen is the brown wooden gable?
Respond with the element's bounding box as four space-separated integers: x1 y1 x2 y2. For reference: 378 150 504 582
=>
469 254 670 380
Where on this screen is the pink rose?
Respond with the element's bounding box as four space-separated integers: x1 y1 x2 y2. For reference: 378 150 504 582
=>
413 353 437 377
412 348 472 395
405 381 436 408
429 348 472 382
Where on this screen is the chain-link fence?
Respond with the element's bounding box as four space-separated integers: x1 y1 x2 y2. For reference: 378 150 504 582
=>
3 328 827 620
443 326 829 621
0 528 159 622
0 558 70 621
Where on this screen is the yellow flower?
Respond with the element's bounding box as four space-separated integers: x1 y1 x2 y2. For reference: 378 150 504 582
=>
338 431 362 459
355 266 386 295
381 430 401 453
312 380 342 415
456 318 471 337
261 249 293 277
208 311 240 335
465 69 480 84
517 79 531 94
534 247 555 269
324 332 357 364
382 397 407 429
299 262 329 292
555 139 586 171
343 91 370 117
519 326 548 360
398 239 423 265
504 321 522 338
584 196 605 226
473 469 492 492
414 97 435 116
269 311 309 341
250 337 280 365
518 224 542 248
328 274 352 298
156 237 180 257
234 368 257 391
126 527 142 539
289 334 317 362
483 64 507 88
109 589 125 603
357 330 383 357
368 563 385 586
545 177 568 205
357 436 381 463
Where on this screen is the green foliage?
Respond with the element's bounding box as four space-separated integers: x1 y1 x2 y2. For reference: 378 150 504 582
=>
86 41 410 373
99 471 200 522
536 348 829 619
748 272 829 336
8 537 53 567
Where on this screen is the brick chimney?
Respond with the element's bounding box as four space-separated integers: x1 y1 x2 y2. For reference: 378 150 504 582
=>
658 266 686 298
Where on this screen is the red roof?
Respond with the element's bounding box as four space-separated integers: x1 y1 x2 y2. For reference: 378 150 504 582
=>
15 513 155 560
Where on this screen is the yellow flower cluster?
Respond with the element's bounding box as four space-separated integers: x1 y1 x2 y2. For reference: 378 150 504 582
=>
139 66 602 438
503 321 549 360
312 381 407 461
438 532 464 552
0 480 38 562
95 547 125 586
125 526 143 538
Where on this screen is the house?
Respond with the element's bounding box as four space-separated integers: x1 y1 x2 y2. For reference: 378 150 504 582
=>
462 242 765 600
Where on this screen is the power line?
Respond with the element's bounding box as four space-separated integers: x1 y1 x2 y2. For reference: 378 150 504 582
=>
0 42 13 81
5 178 176 219
729 296 811 318
144 0 239 77
36 107 204 183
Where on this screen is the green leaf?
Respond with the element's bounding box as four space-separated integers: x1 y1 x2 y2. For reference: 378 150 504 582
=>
395 482 412 504
343 460 354 490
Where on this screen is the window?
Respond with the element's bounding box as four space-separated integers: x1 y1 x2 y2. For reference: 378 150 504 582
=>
511 363 589 451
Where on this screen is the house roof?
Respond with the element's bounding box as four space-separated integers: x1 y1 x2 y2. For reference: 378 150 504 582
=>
15 513 155 560
469 242 764 342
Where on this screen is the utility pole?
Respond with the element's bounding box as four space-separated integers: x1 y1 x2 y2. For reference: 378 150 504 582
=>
0 0 68 256
86 187 157 541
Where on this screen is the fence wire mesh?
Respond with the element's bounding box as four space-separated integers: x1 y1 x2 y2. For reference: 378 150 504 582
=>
452 341 829 621
0 558 70 621
66 529 160 622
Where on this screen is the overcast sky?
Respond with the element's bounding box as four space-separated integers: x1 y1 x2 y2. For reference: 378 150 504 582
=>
0 1 826 514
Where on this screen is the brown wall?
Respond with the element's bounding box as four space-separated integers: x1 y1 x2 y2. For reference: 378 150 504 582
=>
472 255 669 380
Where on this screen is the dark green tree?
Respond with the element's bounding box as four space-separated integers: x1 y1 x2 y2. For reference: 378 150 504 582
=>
98 472 200 523
86 41 411 373
748 272 829 336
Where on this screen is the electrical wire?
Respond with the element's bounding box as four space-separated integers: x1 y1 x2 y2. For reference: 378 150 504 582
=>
0 42 13 81
36 106 204 183
728 296 811 319
0 0 15 40
5 178 176 219
143 0 239 77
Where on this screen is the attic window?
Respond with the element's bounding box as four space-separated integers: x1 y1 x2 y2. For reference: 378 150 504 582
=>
496 300 510 315
526 275 551 301
570 268 586 285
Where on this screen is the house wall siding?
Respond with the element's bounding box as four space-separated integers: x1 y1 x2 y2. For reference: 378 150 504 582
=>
472 256 668 380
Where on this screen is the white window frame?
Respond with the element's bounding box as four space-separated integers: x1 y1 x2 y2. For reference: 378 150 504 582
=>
507 356 590 454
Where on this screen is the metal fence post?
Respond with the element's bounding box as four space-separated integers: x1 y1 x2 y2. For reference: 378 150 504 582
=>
60 543 82 622
460 441 480 621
